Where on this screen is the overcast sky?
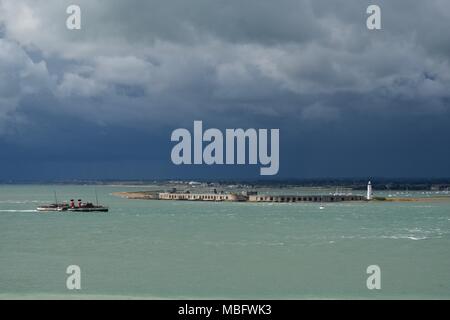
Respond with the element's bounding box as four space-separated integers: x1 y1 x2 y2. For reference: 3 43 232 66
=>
0 0 449 180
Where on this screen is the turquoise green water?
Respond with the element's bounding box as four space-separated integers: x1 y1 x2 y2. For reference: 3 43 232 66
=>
0 185 449 299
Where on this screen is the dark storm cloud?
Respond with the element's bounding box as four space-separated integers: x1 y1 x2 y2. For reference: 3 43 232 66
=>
0 0 449 179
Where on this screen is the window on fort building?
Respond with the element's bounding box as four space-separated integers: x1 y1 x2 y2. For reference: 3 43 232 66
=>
269 197 273 201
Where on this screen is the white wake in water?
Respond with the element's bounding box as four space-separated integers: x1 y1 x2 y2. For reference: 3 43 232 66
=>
0 200 44 204
0 209 38 213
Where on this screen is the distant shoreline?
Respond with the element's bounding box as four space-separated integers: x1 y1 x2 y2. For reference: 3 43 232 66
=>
1 179 450 192
113 191 450 203
379 197 450 202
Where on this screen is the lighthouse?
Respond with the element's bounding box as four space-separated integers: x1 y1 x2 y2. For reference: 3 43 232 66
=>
367 181 373 200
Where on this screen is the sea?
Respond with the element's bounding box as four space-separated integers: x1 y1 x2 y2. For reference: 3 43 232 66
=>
0 184 449 299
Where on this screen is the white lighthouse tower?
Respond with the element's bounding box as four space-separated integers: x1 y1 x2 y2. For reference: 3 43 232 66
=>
367 181 373 200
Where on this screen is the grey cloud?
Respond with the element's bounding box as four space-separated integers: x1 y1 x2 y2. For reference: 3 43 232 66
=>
0 0 449 179
0 38 53 134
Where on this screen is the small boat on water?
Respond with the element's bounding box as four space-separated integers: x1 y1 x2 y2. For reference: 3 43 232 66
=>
37 192 108 213
68 199 108 212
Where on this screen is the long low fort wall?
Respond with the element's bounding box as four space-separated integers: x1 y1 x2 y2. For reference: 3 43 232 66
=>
248 195 364 202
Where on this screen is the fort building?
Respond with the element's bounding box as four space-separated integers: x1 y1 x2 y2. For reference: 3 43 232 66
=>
158 192 247 202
